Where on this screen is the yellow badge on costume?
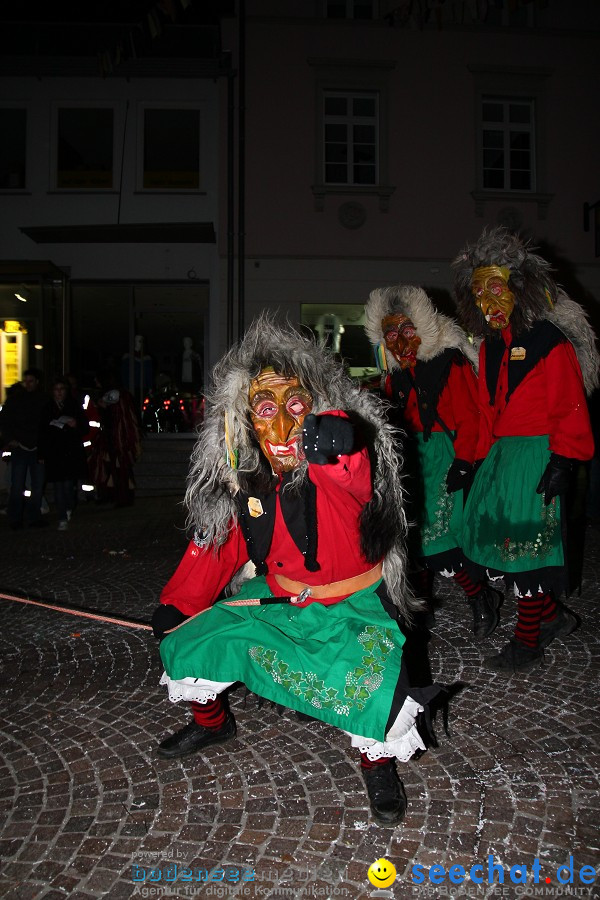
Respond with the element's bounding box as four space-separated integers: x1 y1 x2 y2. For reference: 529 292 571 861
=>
248 497 264 518
510 346 526 361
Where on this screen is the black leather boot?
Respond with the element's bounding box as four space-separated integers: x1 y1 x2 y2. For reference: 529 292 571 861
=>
157 713 236 759
484 639 543 673
538 605 578 649
362 761 407 827
469 587 502 640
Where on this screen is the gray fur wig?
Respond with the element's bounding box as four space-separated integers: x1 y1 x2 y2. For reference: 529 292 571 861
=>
452 227 599 395
364 283 478 370
185 315 414 615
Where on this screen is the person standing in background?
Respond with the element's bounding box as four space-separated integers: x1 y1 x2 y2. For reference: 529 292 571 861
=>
364 285 502 639
88 371 142 508
0 368 48 529
452 227 598 672
39 377 87 530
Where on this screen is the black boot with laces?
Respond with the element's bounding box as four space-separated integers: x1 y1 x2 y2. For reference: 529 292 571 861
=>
157 713 236 759
361 761 407 827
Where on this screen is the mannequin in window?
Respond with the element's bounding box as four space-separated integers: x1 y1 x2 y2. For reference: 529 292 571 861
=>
122 335 154 405
314 314 345 354
181 336 203 393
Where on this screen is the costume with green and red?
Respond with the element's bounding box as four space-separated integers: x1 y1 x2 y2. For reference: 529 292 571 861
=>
462 320 594 596
159 421 431 760
385 352 479 563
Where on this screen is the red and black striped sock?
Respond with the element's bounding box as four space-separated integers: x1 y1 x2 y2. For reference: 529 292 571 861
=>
453 569 483 599
191 697 227 731
540 592 559 623
360 752 394 770
514 592 544 648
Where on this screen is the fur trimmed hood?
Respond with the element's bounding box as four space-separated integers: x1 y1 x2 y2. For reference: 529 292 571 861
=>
365 283 478 370
451 227 599 395
184 314 415 615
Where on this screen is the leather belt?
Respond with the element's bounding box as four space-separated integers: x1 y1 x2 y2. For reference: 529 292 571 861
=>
274 562 383 600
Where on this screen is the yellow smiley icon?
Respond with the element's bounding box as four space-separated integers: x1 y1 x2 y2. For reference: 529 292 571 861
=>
367 858 397 888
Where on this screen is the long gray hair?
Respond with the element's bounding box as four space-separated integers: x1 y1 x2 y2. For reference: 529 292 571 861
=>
185 315 413 614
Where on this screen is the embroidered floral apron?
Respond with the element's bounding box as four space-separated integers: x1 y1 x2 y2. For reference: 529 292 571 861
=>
160 575 405 742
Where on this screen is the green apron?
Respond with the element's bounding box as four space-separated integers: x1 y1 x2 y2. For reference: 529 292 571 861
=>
160 576 404 742
412 431 463 558
462 435 563 573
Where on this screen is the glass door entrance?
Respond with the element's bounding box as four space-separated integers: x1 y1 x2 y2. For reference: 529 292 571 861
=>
70 281 208 432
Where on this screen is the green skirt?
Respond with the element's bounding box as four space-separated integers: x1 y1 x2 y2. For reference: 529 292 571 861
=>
411 432 463 558
462 435 563 574
160 576 404 743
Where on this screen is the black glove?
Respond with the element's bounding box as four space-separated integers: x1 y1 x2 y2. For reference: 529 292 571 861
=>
302 413 354 465
151 604 189 641
445 458 473 494
536 453 574 505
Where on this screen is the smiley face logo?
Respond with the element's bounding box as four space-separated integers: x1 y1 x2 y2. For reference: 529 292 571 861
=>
367 858 397 889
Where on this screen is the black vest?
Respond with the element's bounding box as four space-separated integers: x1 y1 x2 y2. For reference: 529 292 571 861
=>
484 319 566 406
389 348 462 441
235 473 320 575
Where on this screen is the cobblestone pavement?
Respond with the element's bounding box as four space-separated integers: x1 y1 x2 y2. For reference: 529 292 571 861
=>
1 496 599 900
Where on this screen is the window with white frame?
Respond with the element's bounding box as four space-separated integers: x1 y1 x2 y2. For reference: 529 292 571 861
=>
325 0 375 18
142 107 200 190
323 91 378 186
0 108 27 189
480 96 535 192
56 106 114 189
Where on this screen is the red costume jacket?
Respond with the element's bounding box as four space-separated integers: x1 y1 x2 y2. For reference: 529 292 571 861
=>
160 438 375 617
475 325 594 462
385 354 480 463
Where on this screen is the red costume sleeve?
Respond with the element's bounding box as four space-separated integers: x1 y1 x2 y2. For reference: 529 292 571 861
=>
159 526 250 616
545 342 594 460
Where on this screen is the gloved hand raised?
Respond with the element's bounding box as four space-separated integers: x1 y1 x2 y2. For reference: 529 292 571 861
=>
151 604 189 641
536 453 573 505
445 458 473 494
302 413 354 465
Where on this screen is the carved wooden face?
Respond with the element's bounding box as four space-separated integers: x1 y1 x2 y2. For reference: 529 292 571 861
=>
382 314 421 368
249 368 313 474
471 266 515 330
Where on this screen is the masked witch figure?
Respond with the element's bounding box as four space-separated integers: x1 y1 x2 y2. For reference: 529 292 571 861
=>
452 227 598 672
152 317 440 827
365 285 503 639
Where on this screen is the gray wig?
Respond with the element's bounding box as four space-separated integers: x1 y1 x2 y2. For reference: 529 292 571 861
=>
185 315 413 614
365 283 478 370
452 227 599 395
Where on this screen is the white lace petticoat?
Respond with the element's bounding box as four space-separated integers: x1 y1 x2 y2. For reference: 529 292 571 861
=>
159 672 234 703
345 696 425 762
160 672 424 761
